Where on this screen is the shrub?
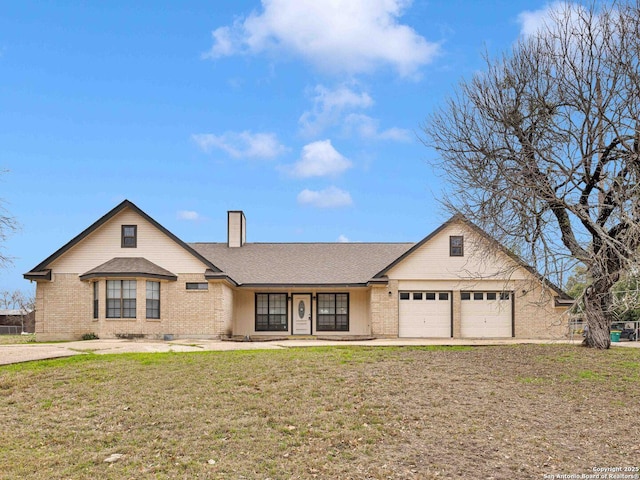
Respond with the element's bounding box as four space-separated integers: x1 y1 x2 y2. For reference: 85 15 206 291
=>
81 332 99 340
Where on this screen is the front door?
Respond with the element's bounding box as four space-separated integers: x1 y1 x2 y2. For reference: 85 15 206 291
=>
292 294 312 335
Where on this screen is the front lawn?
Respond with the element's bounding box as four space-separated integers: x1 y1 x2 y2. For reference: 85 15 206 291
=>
0 345 638 479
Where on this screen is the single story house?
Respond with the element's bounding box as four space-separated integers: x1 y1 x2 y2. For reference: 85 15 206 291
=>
24 200 572 341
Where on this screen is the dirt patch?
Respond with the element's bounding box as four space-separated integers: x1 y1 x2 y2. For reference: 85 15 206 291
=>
0 345 638 479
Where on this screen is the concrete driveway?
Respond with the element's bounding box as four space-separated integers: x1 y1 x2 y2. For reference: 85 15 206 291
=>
0 337 636 366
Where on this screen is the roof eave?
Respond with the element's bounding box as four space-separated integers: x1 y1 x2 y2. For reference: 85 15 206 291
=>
204 271 238 287
23 270 52 282
555 297 575 308
237 283 369 289
79 272 178 281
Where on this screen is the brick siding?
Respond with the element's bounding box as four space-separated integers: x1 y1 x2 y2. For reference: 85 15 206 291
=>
34 273 233 341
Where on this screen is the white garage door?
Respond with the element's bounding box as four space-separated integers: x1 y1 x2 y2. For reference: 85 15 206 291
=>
460 291 512 338
399 291 451 337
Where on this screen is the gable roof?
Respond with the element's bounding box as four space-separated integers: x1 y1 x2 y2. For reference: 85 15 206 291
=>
23 201 572 302
79 257 178 281
190 242 414 286
375 213 572 301
24 200 221 280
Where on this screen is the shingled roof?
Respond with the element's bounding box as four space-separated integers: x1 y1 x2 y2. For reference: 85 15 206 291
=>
79 257 178 281
190 242 414 286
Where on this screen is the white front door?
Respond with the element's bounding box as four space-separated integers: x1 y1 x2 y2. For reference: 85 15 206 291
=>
292 294 312 335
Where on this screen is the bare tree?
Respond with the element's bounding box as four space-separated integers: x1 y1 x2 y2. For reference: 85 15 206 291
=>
423 1 640 349
0 170 18 269
0 289 35 333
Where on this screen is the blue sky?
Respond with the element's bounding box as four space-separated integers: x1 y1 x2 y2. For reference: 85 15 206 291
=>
1 0 568 293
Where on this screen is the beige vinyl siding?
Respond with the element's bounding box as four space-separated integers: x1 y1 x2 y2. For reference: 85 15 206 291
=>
386 223 528 281
49 208 209 274
398 280 519 292
233 288 370 336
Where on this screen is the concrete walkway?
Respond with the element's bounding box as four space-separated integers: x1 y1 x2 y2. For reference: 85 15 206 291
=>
0 337 637 366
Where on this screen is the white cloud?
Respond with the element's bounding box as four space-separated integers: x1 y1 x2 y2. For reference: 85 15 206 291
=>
191 131 287 159
203 0 439 77
517 2 587 37
297 186 353 208
177 210 201 221
337 234 350 243
343 114 412 141
298 84 410 140
287 140 352 178
299 84 373 137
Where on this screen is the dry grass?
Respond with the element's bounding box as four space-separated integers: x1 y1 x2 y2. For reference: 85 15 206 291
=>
0 334 36 345
0 345 639 479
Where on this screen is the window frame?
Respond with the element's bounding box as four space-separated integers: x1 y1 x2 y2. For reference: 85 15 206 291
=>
449 235 464 257
186 282 208 290
146 281 160 319
106 280 137 319
93 281 99 319
316 293 349 332
121 225 137 248
255 293 288 332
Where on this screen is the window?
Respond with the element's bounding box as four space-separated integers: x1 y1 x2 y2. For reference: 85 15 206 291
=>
93 282 99 319
317 293 349 331
107 280 136 318
186 282 208 290
255 293 288 331
474 292 484 300
450 236 464 256
439 292 449 301
413 292 423 300
461 292 471 300
500 292 510 300
146 281 160 319
426 292 436 300
400 292 410 300
121 225 137 248
486 292 497 300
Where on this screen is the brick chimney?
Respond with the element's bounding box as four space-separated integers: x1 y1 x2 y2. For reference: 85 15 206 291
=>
227 211 246 248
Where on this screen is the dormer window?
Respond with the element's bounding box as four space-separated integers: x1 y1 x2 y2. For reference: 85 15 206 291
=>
450 235 463 256
122 225 137 248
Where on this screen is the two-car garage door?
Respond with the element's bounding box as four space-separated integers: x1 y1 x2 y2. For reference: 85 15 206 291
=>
398 290 513 338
